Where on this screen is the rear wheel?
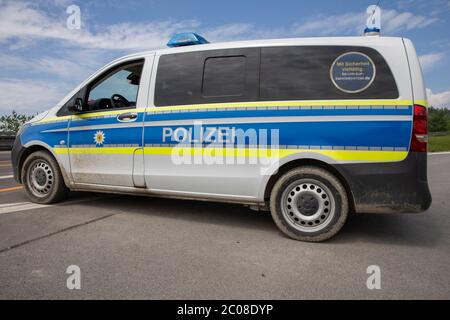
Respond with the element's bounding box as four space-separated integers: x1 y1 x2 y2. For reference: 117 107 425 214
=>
22 151 68 204
270 166 348 242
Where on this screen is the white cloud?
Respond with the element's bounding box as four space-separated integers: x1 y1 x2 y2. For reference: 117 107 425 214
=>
427 88 450 109
0 79 68 115
419 52 446 71
293 13 364 36
0 1 198 51
291 9 437 37
204 23 255 42
382 10 437 33
0 1 440 51
0 53 97 78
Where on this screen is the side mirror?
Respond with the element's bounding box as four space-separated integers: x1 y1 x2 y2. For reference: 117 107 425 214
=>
68 98 83 114
126 73 140 85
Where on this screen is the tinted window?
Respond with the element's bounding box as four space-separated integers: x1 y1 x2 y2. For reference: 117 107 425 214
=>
260 46 398 100
154 51 200 106
155 49 259 106
202 56 246 97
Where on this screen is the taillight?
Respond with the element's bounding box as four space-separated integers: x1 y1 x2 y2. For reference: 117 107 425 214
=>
410 104 428 152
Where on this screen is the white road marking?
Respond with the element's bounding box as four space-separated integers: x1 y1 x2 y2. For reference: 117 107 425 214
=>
0 202 29 208
429 152 450 155
0 175 14 179
0 202 51 215
0 196 108 215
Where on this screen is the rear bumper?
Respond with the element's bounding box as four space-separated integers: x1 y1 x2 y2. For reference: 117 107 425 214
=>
334 152 432 213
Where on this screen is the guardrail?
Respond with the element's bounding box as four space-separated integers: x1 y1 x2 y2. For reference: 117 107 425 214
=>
0 134 15 151
429 131 450 136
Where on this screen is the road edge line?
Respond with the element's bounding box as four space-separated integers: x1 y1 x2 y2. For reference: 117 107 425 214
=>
428 151 450 155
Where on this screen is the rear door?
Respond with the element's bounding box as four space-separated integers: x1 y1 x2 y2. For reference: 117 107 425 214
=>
68 58 150 187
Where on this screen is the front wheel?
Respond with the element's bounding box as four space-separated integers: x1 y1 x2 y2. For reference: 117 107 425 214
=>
270 166 349 242
22 151 68 204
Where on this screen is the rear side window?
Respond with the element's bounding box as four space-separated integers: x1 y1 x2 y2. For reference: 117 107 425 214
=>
202 56 246 97
260 46 398 100
154 48 259 106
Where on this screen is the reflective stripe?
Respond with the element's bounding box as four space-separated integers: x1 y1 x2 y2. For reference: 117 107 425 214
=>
44 115 411 133
53 146 408 162
144 115 411 127
42 122 141 133
144 147 407 162
37 108 146 124
149 99 414 113
54 147 136 155
415 99 428 107
36 100 414 124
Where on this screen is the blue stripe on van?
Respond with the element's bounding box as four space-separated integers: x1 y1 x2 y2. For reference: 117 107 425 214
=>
146 106 412 122
32 106 411 129
69 126 143 147
21 119 69 147
69 112 145 128
26 106 412 149
144 120 412 149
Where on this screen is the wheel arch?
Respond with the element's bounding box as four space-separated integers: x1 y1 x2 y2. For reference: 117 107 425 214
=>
262 158 356 213
19 141 71 187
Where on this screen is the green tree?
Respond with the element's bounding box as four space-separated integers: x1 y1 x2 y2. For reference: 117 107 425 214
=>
428 107 450 132
0 111 34 134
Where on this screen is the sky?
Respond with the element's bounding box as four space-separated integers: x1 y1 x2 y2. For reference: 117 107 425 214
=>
0 0 450 115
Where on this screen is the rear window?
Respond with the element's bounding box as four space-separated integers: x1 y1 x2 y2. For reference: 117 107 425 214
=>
202 56 246 97
154 45 398 106
260 46 399 100
154 48 259 106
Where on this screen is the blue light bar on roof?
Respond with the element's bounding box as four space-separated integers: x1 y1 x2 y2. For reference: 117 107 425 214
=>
364 26 381 36
167 33 209 48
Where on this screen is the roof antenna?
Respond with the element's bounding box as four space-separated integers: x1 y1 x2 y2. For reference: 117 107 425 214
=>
364 1 381 36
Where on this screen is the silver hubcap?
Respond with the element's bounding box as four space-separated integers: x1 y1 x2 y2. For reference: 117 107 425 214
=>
28 161 54 197
281 179 335 232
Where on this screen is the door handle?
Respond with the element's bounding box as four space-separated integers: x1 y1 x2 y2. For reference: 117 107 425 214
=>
117 112 138 122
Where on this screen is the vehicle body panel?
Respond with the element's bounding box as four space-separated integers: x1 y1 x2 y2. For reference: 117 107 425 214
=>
11 36 431 213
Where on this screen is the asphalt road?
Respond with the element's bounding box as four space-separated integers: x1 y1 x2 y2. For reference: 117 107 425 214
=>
0 150 449 299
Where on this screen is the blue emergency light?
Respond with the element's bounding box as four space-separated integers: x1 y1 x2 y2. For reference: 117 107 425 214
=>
167 33 209 48
364 26 381 36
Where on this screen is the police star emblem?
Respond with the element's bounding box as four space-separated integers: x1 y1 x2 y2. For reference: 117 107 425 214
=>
94 130 105 145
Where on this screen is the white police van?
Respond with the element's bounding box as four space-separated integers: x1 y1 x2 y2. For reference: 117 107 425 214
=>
12 33 431 241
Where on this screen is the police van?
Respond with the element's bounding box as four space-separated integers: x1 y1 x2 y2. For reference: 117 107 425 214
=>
12 33 432 242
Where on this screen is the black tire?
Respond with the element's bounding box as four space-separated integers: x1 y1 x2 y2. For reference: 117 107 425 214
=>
21 151 69 204
270 166 348 242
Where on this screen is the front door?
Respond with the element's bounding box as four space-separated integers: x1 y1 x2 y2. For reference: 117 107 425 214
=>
68 59 147 187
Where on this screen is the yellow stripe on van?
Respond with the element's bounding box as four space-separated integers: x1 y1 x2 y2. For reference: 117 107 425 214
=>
149 99 414 113
144 147 408 162
37 108 147 124
37 115 71 123
37 99 413 124
415 100 428 107
54 147 137 155
54 146 407 162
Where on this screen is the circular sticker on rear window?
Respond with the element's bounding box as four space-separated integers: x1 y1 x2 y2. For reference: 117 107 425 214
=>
330 52 376 93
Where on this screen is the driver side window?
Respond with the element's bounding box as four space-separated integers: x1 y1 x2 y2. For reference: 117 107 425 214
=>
86 60 144 112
